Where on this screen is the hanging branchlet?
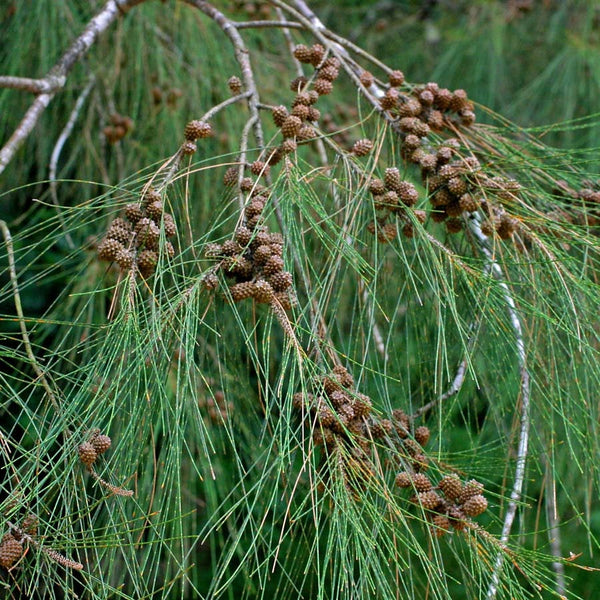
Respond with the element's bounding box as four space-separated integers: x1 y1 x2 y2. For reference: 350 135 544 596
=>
77 430 133 497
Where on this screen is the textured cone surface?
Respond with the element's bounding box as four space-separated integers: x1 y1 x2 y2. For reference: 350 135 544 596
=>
116 249 135 270
319 65 339 82
412 472 432 492
307 106 321 121
250 160 270 177
395 471 412 488
388 69 405 86
263 255 284 276
414 426 430 446
125 203 143 223
230 281 255 302
163 214 177 237
462 494 488 517
184 120 212 140
431 514 451 537
78 442 97 467
137 250 158 276
439 474 462 501
142 188 161 208
460 479 485 503
0 535 23 568
269 271 293 292
281 116 303 138
384 167 401 191
107 225 132 245
417 491 441 510
272 105 289 127
227 76 242 94
92 434 112 455
146 200 163 220
253 279 274 303
98 238 123 261
22 514 38 536
352 139 374 157
360 70 374 87
181 141 197 155
313 79 333 95
223 166 239 186
293 44 312 63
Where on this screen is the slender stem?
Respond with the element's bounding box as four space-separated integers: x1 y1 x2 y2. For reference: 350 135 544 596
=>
0 221 61 413
468 215 531 600
49 78 95 250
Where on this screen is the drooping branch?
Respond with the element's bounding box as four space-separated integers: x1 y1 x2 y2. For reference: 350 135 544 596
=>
0 0 145 176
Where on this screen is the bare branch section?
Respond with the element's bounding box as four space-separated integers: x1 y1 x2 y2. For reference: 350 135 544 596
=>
468 216 532 600
0 0 145 176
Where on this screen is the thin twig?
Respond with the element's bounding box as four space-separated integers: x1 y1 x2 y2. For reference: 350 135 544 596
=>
234 19 303 29
49 78 95 250
0 0 145 176
543 453 566 596
0 221 61 413
468 215 531 600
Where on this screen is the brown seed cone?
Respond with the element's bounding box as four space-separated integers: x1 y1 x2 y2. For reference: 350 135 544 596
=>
412 453 429 472
402 438 421 457
384 167 401 191
433 87 453 110
0 534 23 568
221 240 242 257
272 105 289 127
135 219 160 249
431 210 448 223
289 76 308 92
269 270 293 292
446 217 463 233
313 78 333 96
164 241 175 259
395 471 412 488
447 177 467 197
274 290 296 310
412 472 433 492
430 514 451 537
181 141 197 155
308 43 325 66
419 153 438 172
253 244 273 265
125 203 144 223
388 69 405 87
291 104 309 120
398 98 422 118
227 256 253 278
397 181 419 206
146 200 163 221
235 226 252 246
281 138 298 154
306 106 321 122
460 110 476 126
352 138 374 157
227 75 242 94
263 255 284 276
369 178 386 196
480 219 495 237
137 249 158 276
92 434 112 455
359 70 374 87
253 279 274 303
250 160 270 178
317 402 337 428
21 514 38 536
142 188 161 208
201 272 219 290
328 390 348 409
414 425 430 447
459 193 480 213
377 223 397 243
229 281 255 302
97 238 123 262
417 490 442 511
438 474 463 501
184 120 212 141
460 479 485 503
497 214 519 239
245 199 265 219
392 409 410 437
323 56 341 70
223 166 239 186
281 115 303 138
380 88 399 110
162 214 177 237
436 146 454 165
319 65 339 82
448 506 467 530
419 89 435 105
297 125 317 141
462 494 488 517
106 225 133 245
116 248 135 270
293 44 312 63
204 243 222 258
449 89 469 112
446 201 463 218
414 209 427 224
78 442 97 467
404 134 421 150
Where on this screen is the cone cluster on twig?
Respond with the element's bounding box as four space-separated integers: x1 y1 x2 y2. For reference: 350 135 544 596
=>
103 113 134 144
97 187 176 277
198 390 232 425
396 470 488 537
204 172 296 310
366 167 426 241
